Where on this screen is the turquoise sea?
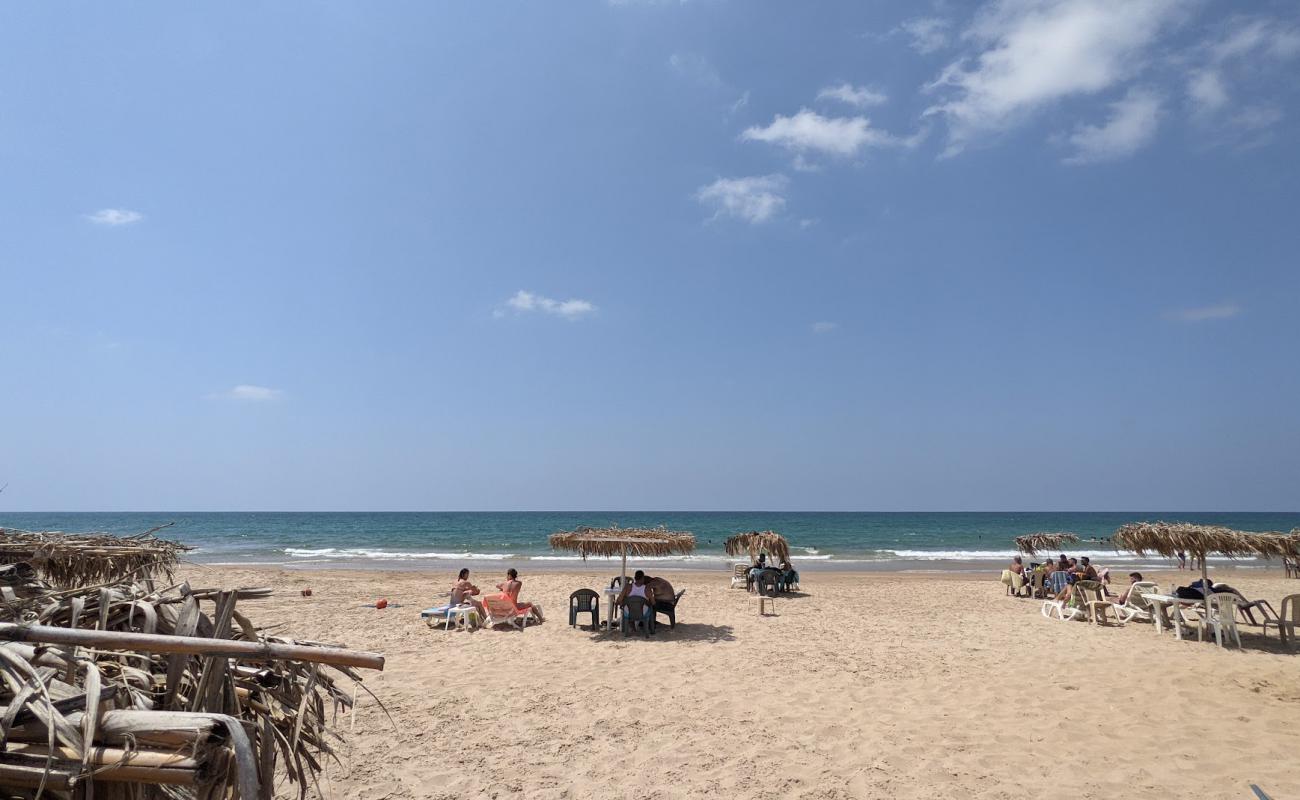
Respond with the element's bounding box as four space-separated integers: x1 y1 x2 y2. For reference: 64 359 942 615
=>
2 512 1297 571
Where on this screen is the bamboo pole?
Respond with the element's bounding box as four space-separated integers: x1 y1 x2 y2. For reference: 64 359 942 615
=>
4 743 199 770
0 623 385 671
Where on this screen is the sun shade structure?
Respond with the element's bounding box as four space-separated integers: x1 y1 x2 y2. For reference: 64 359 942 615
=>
724 531 790 564
548 525 696 584
0 524 191 588
1013 532 1080 556
1113 521 1295 597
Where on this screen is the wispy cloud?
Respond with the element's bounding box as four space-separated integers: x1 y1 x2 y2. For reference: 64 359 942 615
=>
696 175 788 224
925 0 1183 156
1064 87 1161 164
668 52 724 89
1185 16 1300 137
86 208 144 226
225 384 284 401
742 109 902 158
816 83 888 108
898 16 952 54
499 290 596 320
811 321 839 334
1163 303 1242 323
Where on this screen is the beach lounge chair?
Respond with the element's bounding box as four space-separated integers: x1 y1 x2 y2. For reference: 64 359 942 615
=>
569 589 600 628
420 593 476 631
653 589 685 630
1284 558 1298 579
621 596 652 637
729 563 748 589
481 594 529 631
1074 580 1119 625
1204 593 1242 648
1114 581 1159 623
1041 580 1086 622
781 569 800 592
1260 594 1298 648
1045 570 1070 598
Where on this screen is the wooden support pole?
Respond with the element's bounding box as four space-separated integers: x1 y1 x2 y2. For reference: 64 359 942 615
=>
0 623 385 671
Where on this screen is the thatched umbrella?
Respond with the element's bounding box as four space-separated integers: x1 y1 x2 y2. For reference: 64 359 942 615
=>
724 531 790 564
548 525 696 584
1112 521 1293 597
1013 532 1079 557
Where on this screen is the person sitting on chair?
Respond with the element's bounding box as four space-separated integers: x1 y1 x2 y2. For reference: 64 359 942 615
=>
451 568 485 617
495 568 543 622
616 570 656 630
779 560 799 591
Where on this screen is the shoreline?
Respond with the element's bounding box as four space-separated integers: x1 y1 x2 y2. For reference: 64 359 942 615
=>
190 554 1284 574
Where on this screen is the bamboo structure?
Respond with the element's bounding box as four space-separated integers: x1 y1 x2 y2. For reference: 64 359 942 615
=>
1013 532 1079 556
0 526 384 799
723 531 790 564
548 525 696 583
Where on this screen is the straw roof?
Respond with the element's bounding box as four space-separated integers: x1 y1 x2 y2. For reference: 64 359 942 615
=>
1013 532 1079 556
1112 521 1292 559
0 525 190 588
724 531 790 564
548 525 696 559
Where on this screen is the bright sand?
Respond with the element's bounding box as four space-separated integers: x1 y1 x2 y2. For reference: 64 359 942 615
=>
183 565 1300 800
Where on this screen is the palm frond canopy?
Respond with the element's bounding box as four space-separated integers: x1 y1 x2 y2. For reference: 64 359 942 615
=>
1013 532 1079 556
724 531 790 564
1112 521 1290 560
0 525 189 587
547 525 696 560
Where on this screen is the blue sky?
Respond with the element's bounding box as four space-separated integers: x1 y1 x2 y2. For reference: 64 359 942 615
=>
1 1 1298 511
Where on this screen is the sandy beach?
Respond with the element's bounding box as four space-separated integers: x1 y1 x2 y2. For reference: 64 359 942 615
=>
181 564 1300 800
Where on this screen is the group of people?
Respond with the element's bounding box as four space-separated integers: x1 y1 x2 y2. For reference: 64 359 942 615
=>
450 567 544 625
612 569 675 632
747 553 799 593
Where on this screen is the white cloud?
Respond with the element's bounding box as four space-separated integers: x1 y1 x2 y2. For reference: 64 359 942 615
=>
1163 303 1242 323
502 290 596 320
742 109 901 158
1186 69 1229 114
1064 87 1161 164
925 0 1182 155
668 52 723 89
811 321 838 334
86 208 144 226
696 174 788 224
816 83 888 108
1186 17 1300 122
729 90 751 115
226 384 284 401
899 16 952 54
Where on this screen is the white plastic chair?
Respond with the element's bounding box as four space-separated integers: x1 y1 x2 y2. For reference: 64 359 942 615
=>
1261 594 1299 648
729 563 749 589
1205 593 1242 648
1114 582 1159 623
1076 580 1120 625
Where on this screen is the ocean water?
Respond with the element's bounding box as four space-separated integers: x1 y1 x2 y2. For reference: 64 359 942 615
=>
1 512 1296 571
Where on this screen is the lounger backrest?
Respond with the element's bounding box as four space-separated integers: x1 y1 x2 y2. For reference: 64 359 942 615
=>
1127 582 1159 610
484 595 516 618
733 564 747 577
1047 571 1070 594
1074 580 1103 604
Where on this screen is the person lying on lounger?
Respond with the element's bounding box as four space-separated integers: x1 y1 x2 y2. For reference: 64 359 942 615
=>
495 568 544 622
1116 572 1144 605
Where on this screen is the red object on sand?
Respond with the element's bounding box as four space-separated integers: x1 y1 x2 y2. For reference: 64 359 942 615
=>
375 598 388 609
301 589 313 597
